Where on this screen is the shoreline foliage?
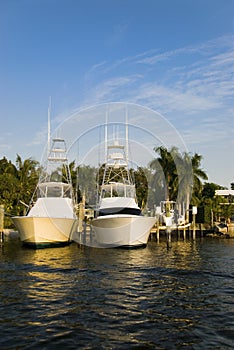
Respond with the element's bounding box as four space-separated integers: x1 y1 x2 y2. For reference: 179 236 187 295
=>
0 148 232 228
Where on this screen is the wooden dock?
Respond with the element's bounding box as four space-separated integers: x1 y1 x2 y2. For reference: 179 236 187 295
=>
227 223 234 237
150 222 234 241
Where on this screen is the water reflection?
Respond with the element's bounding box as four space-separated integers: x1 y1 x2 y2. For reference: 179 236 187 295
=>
0 238 234 349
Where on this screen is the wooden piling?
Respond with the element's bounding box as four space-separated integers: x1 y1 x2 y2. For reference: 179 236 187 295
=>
166 229 172 249
0 205 4 242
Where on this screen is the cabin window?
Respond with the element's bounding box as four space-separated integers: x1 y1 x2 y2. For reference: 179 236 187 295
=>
102 189 111 198
126 186 135 198
47 186 62 197
115 184 124 197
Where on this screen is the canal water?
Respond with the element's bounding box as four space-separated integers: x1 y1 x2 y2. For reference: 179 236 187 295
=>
0 237 233 349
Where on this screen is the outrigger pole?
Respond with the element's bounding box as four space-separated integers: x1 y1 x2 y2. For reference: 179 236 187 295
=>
47 96 51 157
105 106 108 163
125 106 129 164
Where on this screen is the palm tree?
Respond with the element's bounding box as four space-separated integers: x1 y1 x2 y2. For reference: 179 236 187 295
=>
132 167 148 209
149 146 178 203
0 157 19 226
171 151 208 208
172 151 194 219
0 157 18 177
15 155 40 215
149 147 208 222
190 153 208 205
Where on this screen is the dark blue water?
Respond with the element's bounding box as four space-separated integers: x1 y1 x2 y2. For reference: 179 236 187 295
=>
0 237 233 349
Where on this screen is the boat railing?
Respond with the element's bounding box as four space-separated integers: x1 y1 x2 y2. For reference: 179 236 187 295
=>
47 156 68 162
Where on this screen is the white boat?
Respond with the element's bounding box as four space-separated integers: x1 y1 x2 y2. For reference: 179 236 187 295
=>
12 138 77 248
159 200 186 228
91 141 156 248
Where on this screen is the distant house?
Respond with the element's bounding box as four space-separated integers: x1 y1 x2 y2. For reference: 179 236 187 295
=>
215 190 234 197
215 189 234 223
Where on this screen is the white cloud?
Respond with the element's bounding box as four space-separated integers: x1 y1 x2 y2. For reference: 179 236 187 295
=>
81 35 233 119
27 35 233 186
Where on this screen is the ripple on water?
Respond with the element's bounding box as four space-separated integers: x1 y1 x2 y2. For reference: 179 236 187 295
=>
0 239 234 349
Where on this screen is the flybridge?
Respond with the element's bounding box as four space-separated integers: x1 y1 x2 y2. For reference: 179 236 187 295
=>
47 138 68 162
107 146 128 168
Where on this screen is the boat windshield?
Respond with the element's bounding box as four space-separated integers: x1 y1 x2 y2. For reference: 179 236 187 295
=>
101 182 136 198
37 183 72 198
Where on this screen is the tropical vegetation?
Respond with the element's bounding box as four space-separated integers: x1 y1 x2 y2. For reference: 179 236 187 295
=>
0 146 233 228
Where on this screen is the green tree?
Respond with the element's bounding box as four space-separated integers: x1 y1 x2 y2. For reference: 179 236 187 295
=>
149 147 208 222
15 155 40 215
0 158 19 227
198 182 224 224
202 182 221 199
64 160 81 203
132 167 148 209
0 157 17 177
190 153 208 205
0 156 39 227
149 146 178 203
78 165 97 205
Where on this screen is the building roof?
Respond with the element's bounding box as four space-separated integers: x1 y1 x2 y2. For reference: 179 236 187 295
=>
215 190 234 196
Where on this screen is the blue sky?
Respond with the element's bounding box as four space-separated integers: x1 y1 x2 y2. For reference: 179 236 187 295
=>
0 0 233 188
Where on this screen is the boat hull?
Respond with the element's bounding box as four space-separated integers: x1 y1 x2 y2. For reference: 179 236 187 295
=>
12 216 77 248
91 215 156 248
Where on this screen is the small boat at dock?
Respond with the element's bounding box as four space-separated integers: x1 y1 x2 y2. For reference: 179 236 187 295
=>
159 200 186 228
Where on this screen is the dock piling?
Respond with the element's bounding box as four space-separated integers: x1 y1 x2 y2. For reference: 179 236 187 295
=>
166 229 172 249
0 205 4 243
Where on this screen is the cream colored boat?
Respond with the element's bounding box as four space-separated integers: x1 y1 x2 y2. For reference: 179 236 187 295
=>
12 138 77 248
